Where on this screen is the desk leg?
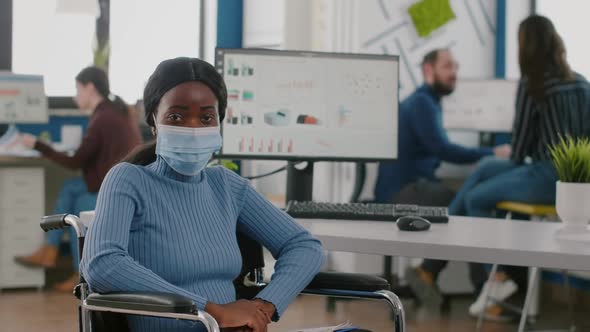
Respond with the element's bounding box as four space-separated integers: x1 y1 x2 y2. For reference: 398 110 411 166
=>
383 256 393 284
518 267 539 332
476 264 499 332
563 270 576 332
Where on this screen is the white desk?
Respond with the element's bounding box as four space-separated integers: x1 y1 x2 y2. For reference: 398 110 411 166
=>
299 217 590 272
79 212 590 272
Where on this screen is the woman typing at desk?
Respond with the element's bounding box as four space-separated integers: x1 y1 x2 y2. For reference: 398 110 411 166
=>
14 67 142 291
80 57 326 332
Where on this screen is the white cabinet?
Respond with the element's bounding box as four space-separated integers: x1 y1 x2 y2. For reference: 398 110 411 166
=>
0 168 45 289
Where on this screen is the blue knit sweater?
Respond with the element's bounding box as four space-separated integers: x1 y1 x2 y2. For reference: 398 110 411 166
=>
80 156 325 331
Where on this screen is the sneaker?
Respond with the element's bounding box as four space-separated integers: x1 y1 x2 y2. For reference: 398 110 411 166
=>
405 267 443 307
469 279 518 316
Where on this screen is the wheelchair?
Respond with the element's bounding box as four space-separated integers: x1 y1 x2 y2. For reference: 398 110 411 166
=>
40 213 406 332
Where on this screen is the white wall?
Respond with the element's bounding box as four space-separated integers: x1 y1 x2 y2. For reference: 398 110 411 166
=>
243 0 284 48
537 0 590 79
505 1 531 79
203 0 218 64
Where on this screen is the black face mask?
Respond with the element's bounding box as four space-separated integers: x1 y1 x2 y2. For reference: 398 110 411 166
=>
432 79 455 96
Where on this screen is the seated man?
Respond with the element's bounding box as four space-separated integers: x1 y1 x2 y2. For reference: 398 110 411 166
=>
375 48 509 205
374 49 510 306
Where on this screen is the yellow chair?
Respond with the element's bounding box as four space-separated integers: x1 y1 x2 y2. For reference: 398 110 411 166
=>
476 202 574 332
496 202 556 218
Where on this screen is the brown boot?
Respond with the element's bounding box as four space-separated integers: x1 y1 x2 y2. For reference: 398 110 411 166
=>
14 245 58 268
53 273 79 293
483 304 514 322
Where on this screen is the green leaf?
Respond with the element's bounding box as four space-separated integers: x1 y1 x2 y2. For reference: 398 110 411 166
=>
550 135 590 183
207 159 240 172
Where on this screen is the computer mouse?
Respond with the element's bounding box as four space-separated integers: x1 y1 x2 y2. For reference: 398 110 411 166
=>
396 216 431 231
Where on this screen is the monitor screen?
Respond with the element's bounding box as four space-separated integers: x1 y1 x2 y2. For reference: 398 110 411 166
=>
0 73 48 124
216 48 399 161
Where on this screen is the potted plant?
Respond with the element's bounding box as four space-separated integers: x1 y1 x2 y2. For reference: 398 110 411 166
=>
550 136 590 238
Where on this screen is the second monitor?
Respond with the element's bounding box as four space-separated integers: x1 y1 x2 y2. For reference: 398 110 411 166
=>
216 48 400 162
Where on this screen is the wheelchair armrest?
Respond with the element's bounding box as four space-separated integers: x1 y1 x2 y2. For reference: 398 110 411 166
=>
236 272 390 294
86 292 197 314
306 272 390 292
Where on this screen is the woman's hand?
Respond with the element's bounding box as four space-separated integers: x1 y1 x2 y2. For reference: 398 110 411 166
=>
205 300 271 332
493 144 512 159
253 299 275 321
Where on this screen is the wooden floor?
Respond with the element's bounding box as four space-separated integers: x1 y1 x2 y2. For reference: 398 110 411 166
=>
2 288 588 331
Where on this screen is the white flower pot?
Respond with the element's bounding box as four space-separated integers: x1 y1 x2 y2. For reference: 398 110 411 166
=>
555 181 590 240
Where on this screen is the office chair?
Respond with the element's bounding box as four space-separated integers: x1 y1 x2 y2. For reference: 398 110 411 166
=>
40 213 405 332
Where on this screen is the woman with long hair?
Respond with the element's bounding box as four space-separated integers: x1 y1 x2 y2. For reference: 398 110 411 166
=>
457 15 590 319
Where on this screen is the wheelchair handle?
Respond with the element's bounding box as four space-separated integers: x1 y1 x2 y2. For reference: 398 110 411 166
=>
40 213 69 231
40 214 86 239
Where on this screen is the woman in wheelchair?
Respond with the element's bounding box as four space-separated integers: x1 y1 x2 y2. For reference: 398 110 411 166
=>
80 57 326 332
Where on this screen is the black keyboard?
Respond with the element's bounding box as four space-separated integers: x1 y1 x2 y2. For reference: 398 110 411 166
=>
285 201 449 223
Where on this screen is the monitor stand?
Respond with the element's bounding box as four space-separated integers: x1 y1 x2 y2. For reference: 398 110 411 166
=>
286 161 314 203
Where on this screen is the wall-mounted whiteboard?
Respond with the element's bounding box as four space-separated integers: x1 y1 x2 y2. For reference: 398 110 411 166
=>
442 79 518 132
0 73 48 123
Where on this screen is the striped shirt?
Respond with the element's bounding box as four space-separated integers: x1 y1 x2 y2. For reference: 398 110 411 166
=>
511 74 590 163
81 157 325 332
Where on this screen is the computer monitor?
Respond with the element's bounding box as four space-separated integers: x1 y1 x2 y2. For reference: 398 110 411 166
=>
215 48 400 201
0 73 49 124
216 48 399 161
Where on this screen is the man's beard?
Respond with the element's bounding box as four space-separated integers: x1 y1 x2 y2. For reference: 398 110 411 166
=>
432 79 455 96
